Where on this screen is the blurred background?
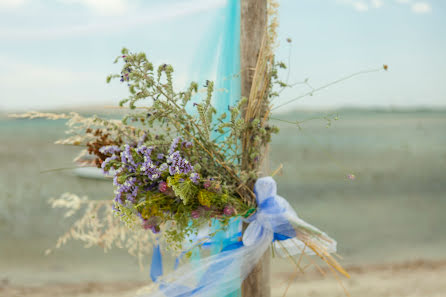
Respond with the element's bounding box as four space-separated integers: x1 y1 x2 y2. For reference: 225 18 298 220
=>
1 0 445 296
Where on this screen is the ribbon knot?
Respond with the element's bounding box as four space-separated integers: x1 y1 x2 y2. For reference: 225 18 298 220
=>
242 176 296 246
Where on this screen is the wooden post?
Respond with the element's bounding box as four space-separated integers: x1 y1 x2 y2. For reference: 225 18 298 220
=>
240 1 270 297
240 0 268 99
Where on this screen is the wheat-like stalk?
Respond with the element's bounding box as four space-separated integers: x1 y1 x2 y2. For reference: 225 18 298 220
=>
240 0 279 182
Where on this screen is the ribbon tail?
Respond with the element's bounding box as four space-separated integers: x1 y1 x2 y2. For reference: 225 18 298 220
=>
139 230 272 297
151 243 163 282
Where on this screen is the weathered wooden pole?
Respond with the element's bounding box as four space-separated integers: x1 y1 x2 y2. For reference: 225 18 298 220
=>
240 0 268 98
240 1 270 297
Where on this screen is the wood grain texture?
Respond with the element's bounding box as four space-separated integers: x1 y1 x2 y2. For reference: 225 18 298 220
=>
241 240 271 297
240 0 268 100
240 1 270 296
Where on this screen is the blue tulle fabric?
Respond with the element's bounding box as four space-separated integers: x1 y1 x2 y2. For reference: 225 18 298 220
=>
151 0 242 295
187 0 240 121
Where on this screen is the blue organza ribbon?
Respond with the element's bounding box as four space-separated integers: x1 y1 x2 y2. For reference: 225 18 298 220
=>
143 177 337 297
150 242 163 282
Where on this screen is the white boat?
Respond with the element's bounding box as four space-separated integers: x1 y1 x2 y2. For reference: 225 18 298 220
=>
72 167 110 180
73 156 112 180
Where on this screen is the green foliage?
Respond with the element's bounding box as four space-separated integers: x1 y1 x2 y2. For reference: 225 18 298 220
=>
168 176 199 205
113 202 139 229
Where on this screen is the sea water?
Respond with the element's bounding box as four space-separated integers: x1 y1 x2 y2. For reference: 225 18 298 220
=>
1 109 446 285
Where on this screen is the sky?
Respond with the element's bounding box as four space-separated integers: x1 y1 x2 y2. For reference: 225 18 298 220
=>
0 0 445 111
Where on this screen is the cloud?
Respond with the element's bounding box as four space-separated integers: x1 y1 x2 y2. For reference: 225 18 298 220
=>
0 55 123 110
371 0 384 8
57 0 129 16
0 0 226 40
338 0 390 12
0 0 25 10
0 55 99 89
394 0 433 14
337 0 370 12
339 0 433 14
0 0 130 15
411 2 431 13
353 2 369 11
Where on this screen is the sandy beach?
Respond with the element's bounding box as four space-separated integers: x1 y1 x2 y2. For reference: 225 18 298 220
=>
2 259 446 297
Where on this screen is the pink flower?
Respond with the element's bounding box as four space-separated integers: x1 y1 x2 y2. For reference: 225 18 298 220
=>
158 181 168 192
191 210 200 219
223 206 234 216
143 222 160 233
203 181 211 189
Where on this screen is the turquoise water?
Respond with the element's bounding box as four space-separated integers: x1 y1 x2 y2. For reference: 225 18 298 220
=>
1 109 446 284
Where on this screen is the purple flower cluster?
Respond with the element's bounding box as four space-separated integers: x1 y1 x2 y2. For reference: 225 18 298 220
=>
104 137 204 234
137 132 148 147
169 137 181 155
101 155 118 174
121 144 136 166
183 141 193 148
99 145 122 174
99 145 121 155
137 146 162 180
107 138 200 208
167 151 193 175
114 176 139 203
169 137 193 153
120 67 132 82
111 144 157 204
190 172 200 184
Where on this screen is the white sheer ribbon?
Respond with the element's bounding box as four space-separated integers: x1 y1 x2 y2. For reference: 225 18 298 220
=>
139 177 337 297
